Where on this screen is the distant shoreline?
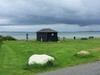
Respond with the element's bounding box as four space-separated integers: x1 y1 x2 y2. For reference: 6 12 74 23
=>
0 31 100 33
0 31 100 40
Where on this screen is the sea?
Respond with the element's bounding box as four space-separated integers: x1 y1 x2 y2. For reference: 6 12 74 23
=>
0 31 100 40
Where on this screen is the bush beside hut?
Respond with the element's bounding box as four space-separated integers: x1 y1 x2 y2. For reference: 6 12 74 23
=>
0 35 17 41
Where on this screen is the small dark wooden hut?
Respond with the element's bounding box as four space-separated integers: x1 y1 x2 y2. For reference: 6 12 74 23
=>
37 28 58 42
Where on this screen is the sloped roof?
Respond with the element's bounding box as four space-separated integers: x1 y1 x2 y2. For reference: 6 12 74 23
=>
37 28 57 32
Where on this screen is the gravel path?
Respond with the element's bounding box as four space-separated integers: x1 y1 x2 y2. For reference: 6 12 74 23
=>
36 61 100 75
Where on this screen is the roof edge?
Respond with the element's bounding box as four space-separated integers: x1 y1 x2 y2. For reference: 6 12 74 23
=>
37 28 57 32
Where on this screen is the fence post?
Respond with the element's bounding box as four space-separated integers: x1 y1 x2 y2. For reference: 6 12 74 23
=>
26 34 28 41
63 37 66 41
74 36 76 40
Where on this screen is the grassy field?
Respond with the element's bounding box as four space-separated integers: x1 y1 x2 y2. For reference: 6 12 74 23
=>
0 39 100 75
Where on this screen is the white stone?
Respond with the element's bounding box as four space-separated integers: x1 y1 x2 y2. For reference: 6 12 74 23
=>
28 54 54 65
77 51 90 55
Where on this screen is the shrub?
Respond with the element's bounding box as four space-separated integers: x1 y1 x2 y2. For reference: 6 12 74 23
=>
0 36 3 48
1 36 17 41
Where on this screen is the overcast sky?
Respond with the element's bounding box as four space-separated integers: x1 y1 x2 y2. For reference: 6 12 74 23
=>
0 0 100 32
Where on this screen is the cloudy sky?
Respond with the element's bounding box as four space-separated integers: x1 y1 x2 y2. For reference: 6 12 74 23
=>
0 0 100 32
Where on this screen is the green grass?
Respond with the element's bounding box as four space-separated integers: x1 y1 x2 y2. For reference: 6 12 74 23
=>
0 39 100 75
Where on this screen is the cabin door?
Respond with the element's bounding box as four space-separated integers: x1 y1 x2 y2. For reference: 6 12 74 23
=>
47 33 56 41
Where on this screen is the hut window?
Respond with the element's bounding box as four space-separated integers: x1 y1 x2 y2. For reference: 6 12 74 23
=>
51 33 54 36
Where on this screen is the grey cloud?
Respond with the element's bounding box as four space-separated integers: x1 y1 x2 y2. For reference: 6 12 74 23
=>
0 0 100 26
